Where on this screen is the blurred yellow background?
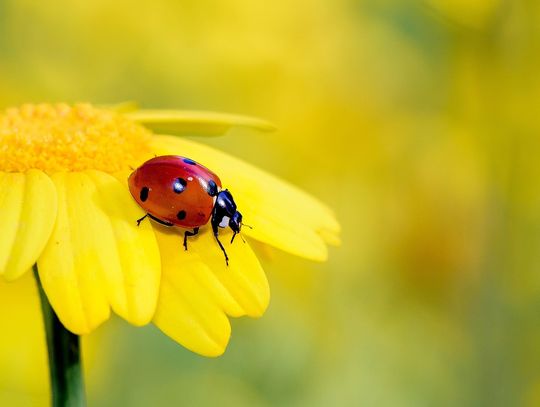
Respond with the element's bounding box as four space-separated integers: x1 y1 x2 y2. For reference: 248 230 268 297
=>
1 0 540 405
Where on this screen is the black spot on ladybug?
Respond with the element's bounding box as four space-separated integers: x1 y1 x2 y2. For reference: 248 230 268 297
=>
173 178 187 194
207 179 218 196
177 210 187 220
183 158 197 165
140 186 149 202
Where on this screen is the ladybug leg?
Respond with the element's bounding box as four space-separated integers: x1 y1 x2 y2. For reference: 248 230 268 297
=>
183 227 200 251
136 214 148 226
214 234 229 266
148 214 174 227
137 213 174 227
212 221 229 266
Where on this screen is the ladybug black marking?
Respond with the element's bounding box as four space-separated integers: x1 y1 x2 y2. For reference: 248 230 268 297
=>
207 179 218 197
177 210 187 220
183 158 197 165
140 186 149 202
173 178 187 194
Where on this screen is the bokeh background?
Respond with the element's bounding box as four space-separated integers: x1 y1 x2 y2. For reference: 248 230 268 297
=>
1 0 540 405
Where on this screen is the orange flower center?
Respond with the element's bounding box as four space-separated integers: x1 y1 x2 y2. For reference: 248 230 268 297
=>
0 103 153 173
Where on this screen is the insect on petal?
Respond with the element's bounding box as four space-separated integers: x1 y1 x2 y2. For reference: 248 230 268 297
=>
150 135 339 261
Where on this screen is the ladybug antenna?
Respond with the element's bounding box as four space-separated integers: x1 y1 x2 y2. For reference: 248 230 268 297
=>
231 231 248 244
242 223 253 229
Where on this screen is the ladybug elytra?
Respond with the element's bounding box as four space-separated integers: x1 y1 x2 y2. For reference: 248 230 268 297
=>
128 155 244 265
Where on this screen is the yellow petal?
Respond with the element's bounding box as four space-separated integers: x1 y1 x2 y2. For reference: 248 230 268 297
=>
0 171 57 281
126 109 275 136
38 172 111 334
318 227 342 247
38 171 161 334
86 170 161 325
152 224 269 357
150 135 340 261
0 173 25 273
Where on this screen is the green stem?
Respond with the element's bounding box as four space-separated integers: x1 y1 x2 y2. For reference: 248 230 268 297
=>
33 264 86 407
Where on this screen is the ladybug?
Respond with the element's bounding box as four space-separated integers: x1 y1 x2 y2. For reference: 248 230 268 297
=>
128 155 244 265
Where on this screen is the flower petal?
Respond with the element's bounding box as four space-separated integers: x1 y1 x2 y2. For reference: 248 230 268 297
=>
126 110 275 136
38 172 111 333
150 135 340 261
86 170 161 325
0 173 25 273
152 224 269 357
38 171 160 334
0 170 57 281
318 227 342 247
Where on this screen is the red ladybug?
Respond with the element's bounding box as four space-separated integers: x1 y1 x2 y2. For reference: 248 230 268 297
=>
128 155 244 265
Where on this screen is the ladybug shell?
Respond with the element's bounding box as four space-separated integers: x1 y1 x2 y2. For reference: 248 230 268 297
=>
128 155 222 228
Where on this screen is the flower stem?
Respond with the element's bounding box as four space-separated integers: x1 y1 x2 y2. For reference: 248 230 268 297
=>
33 264 86 407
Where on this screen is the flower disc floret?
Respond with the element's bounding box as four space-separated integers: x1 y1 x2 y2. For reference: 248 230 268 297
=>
0 103 153 173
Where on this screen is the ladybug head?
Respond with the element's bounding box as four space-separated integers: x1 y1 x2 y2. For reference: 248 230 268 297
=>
230 211 242 234
215 190 245 243
229 211 244 244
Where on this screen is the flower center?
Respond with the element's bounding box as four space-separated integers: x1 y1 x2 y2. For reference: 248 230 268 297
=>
0 103 153 173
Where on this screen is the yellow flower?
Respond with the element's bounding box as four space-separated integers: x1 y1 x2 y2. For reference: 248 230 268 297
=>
0 103 340 357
